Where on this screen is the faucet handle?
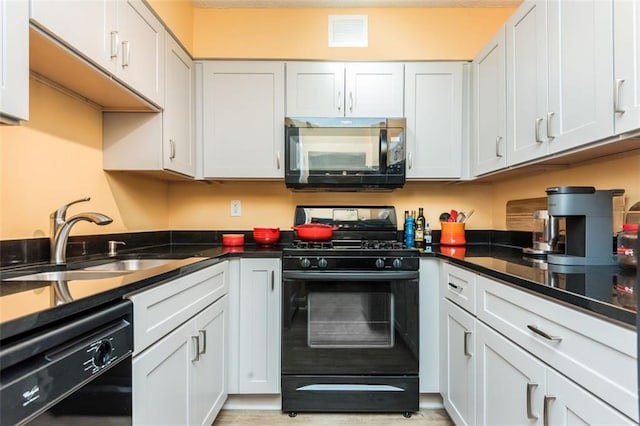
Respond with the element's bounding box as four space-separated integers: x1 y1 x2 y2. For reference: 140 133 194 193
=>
50 197 91 221
108 240 126 257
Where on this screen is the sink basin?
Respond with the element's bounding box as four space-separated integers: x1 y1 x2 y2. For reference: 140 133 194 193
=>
82 258 182 272
6 270 132 281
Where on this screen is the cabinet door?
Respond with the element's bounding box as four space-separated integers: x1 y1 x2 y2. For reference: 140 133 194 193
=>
29 0 115 72
442 300 476 426
192 297 228 426
238 258 281 393
547 0 613 153
472 26 507 176
405 62 464 179
164 34 194 176
614 0 640 135
476 321 545 426
115 0 165 108
506 0 549 166
0 0 29 123
285 61 345 117
132 320 193 426
545 368 636 426
202 61 285 178
345 62 404 117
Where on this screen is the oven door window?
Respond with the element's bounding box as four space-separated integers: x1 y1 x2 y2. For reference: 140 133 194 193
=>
307 292 394 348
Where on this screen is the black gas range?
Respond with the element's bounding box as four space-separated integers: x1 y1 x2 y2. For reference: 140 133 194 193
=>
281 206 420 418
283 206 419 272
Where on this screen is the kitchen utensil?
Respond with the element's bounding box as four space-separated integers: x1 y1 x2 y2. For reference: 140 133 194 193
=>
439 212 451 222
253 227 281 246
463 209 474 222
222 234 245 246
456 212 466 223
449 210 458 222
292 223 338 241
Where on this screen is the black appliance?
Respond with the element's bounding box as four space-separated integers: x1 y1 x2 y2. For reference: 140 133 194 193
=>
0 299 133 425
282 206 419 417
284 117 407 191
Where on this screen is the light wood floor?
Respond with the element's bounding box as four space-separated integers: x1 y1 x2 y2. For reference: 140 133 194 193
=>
213 409 453 425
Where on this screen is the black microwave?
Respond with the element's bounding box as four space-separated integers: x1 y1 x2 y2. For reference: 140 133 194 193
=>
284 117 407 191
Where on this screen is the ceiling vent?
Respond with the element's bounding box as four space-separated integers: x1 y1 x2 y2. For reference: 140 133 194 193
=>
328 15 368 47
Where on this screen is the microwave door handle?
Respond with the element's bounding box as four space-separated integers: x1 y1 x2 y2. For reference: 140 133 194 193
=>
379 129 388 173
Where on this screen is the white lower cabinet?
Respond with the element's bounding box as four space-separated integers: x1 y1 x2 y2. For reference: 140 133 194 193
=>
227 258 281 394
441 299 476 426
440 261 637 425
129 262 229 425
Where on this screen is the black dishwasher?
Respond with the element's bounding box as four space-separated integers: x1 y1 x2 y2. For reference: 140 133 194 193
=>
0 299 133 425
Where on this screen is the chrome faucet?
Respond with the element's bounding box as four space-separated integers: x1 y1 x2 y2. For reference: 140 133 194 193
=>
50 197 113 265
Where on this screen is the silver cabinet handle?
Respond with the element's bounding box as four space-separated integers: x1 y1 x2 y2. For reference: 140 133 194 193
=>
191 335 200 362
495 136 503 158
408 152 412 169
198 330 207 355
337 91 342 111
276 152 281 170
122 41 130 68
615 79 626 114
448 282 463 293
535 118 544 143
527 324 562 341
271 270 275 291
527 383 538 420
169 139 176 160
463 331 472 356
543 395 556 426
546 112 555 140
348 91 354 112
110 31 119 59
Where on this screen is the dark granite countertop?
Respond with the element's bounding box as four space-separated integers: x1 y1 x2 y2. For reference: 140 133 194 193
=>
427 244 636 328
1 237 636 343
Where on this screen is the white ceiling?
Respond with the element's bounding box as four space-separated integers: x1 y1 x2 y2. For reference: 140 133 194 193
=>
192 0 522 8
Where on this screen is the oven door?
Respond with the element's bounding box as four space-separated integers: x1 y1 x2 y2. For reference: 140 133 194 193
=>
282 271 419 376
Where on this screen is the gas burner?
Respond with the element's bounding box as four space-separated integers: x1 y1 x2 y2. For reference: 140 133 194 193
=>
291 240 334 249
360 240 405 250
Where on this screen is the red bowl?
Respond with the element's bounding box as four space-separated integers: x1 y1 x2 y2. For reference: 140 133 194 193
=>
253 227 280 245
222 234 244 246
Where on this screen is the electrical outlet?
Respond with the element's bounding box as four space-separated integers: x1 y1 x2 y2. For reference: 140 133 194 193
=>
230 200 242 217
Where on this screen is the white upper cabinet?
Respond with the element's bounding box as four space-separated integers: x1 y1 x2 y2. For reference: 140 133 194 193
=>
546 0 614 154
199 61 285 179
614 0 640 135
0 0 29 124
286 62 404 117
471 26 507 176
30 0 164 108
505 0 549 166
405 62 465 179
103 32 193 177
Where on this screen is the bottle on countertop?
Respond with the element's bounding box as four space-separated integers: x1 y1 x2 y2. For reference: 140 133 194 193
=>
405 215 415 248
415 207 425 248
424 221 432 245
403 210 409 241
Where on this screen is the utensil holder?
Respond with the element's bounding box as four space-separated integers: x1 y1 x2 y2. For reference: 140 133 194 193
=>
440 222 466 246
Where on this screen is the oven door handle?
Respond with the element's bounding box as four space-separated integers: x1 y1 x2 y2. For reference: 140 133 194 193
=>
282 271 419 281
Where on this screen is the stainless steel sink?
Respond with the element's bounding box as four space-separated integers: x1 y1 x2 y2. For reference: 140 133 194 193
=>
6 270 132 281
82 258 182 272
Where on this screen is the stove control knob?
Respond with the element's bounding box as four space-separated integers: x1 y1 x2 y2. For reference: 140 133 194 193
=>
393 258 403 269
317 258 328 269
375 258 385 269
93 340 113 368
300 258 311 269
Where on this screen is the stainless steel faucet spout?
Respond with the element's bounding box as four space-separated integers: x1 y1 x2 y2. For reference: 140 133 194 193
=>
50 198 113 265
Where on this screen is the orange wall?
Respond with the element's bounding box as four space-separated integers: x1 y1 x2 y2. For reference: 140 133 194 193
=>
193 7 515 60
147 0 195 54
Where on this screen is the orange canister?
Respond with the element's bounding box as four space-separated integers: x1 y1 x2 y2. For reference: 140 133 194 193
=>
440 222 466 246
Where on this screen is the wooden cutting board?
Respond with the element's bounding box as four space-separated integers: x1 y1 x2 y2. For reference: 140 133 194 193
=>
505 197 547 231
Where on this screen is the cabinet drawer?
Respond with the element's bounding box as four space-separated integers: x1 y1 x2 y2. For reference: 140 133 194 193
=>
129 262 228 354
476 275 637 422
442 262 476 314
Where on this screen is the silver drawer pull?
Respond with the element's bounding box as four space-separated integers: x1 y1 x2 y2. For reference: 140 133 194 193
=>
527 324 562 341
448 282 462 292
191 335 200 362
527 383 538 420
198 330 207 355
